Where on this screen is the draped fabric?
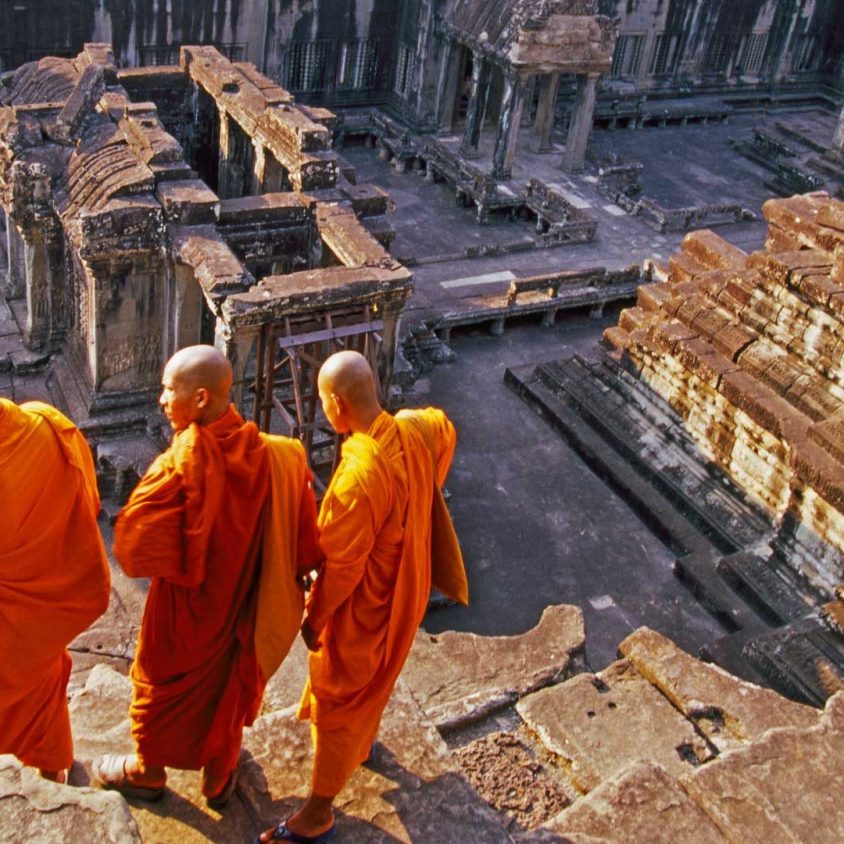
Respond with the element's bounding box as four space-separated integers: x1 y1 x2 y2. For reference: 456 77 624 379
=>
298 408 457 795
114 405 271 771
0 399 110 770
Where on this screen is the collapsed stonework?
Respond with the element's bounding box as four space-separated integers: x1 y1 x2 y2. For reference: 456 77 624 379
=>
0 44 411 471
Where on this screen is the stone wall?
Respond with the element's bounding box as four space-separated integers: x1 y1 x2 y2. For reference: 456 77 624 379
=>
604 192 844 593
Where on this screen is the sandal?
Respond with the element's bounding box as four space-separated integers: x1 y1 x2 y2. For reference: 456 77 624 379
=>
254 820 337 843
91 753 166 802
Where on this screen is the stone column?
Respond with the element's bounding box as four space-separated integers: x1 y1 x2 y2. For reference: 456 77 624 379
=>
459 53 491 158
834 103 844 152
217 111 232 199
264 152 285 193
491 73 526 181
534 72 561 152
23 234 49 350
562 72 599 173
5 220 26 300
434 38 461 135
252 143 266 195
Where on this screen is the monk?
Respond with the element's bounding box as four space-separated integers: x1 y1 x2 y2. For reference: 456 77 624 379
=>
0 398 111 782
92 345 321 807
257 350 464 844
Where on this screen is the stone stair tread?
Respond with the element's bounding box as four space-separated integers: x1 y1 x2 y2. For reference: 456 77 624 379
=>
716 550 819 625
741 617 844 707
516 659 713 794
681 692 844 843
618 626 819 753
544 761 728 844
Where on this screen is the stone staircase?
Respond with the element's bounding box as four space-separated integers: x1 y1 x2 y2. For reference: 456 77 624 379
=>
6 606 844 842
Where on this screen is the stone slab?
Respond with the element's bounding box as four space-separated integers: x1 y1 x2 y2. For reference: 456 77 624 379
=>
682 692 844 843
517 659 712 793
544 761 727 844
618 626 819 751
242 678 512 843
405 604 585 729
0 755 141 844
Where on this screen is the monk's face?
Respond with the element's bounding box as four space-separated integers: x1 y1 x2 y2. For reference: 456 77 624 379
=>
159 365 202 431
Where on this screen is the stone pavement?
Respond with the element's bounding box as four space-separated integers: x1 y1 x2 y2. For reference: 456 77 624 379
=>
7 621 844 843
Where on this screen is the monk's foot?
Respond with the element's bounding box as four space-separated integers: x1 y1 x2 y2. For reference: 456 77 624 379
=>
253 818 337 843
91 753 166 801
203 765 239 810
38 769 67 784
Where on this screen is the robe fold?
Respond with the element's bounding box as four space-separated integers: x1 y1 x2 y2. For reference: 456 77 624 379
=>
298 407 458 795
0 399 110 771
114 405 321 772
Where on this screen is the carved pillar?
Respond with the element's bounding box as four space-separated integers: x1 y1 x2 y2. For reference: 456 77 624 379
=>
23 233 49 350
435 38 461 135
5 220 26 299
834 103 844 152
379 296 406 398
491 73 526 181
173 264 204 351
264 151 285 192
562 72 599 173
217 111 232 199
217 324 257 411
252 143 266 195
459 53 491 158
534 72 561 152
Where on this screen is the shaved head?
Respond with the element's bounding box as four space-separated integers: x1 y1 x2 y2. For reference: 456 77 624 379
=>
165 345 232 397
318 351 381 434
160 345 233 430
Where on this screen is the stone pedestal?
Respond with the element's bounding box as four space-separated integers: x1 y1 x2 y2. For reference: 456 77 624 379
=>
562 72 599 174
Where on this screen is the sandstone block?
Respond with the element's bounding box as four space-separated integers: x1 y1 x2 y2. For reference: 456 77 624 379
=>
0 755 141 843
636 282 671 312
545 761 726 844
809 409 844 467
618 627 819 752
681 228 747 271
404 604 585 730
517 660 712 794
682 693 844 844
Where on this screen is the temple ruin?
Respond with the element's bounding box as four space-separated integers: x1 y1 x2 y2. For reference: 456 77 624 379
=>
2 0 844 840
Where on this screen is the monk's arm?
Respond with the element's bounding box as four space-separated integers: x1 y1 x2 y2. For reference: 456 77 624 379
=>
296 471 323 575
398 407 457 485
305 484 375 633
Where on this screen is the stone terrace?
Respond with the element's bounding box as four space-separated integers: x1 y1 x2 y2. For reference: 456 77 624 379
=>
6 616 844 842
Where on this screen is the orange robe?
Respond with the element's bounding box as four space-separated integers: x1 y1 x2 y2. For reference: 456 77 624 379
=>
114 405 321 774
0 399 110 771
298 407 457 795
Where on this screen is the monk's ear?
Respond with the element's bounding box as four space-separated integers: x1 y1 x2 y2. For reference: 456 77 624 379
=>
195 386 210 410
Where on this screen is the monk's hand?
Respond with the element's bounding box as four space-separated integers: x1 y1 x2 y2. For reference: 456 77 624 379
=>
301 618 321 652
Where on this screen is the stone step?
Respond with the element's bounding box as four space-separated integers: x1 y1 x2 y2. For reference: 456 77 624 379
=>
741 617 844 707
530 355 770 553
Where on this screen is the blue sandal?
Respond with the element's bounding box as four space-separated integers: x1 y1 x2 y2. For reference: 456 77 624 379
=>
254 821 337 843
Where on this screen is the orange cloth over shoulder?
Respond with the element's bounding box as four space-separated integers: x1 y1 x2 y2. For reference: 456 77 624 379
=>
114 405 271 771
298 407 457 795
0 399 110 771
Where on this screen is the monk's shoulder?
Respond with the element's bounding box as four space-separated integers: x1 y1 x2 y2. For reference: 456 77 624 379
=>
332 434 389 498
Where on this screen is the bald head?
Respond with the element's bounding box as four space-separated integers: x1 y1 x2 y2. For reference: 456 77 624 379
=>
160 345 233 430
318 351 381 434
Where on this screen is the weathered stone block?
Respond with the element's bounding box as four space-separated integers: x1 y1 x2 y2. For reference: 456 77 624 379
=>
681 228 747 270
810 409 844 467
404 604 585 730
156 179 218 225
712 322 755 361
545 762 726 843
618 627 819 751
517 660 713 794
682 693 844 844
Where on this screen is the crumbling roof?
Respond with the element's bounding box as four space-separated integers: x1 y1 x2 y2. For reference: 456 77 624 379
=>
442 0 614 73
1 57 80 106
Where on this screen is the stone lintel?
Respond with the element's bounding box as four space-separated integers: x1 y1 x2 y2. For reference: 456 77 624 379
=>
317 203 397 269
172 224 253 297
217 192 314 226
224 266 412 327
156 179 219 225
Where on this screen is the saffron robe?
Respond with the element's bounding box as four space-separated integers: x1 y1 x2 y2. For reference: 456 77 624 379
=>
114 405 320 771
0 399 110 771
298 407 457 795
